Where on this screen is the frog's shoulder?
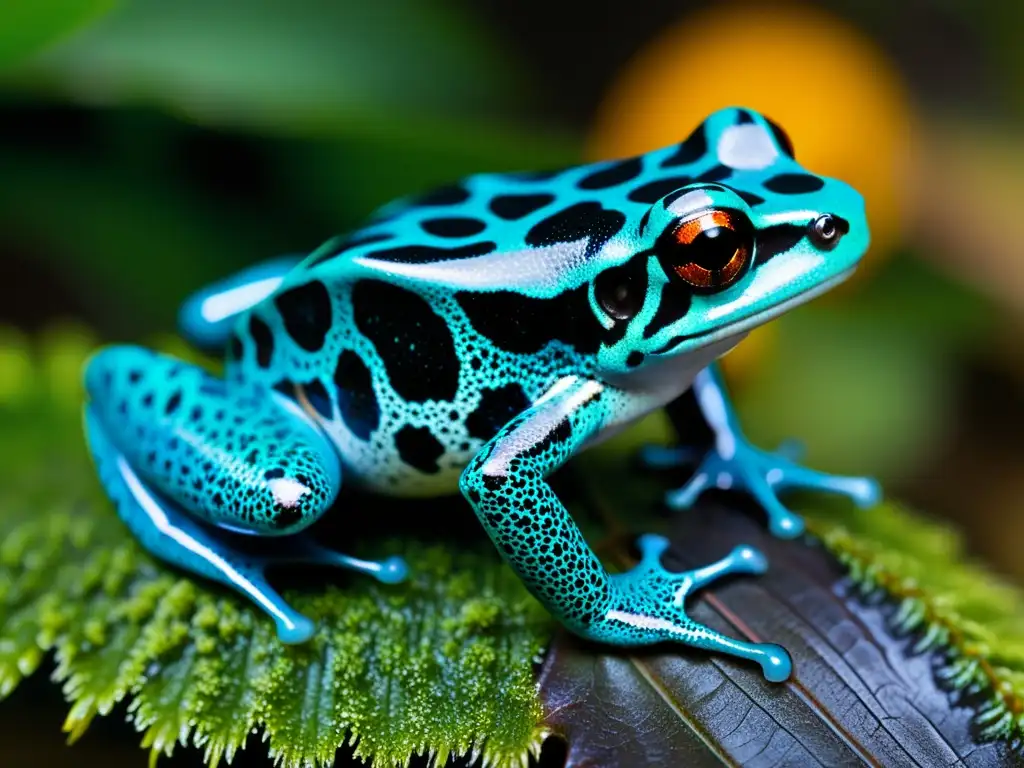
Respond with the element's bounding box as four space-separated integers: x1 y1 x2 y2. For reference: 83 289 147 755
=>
291 107 806 293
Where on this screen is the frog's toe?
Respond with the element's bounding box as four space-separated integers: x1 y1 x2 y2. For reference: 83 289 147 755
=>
374 555 409 585
743 473 807 539
730 545 769 575
769 461 882 509
663 467 712 510
624 534 771 598
757 644 794 683
276 613 317 644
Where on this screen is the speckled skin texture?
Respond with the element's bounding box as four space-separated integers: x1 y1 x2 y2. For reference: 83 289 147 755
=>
83 107 880 680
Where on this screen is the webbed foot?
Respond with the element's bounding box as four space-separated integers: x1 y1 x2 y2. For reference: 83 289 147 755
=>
641 437 880 538
590 534 792 682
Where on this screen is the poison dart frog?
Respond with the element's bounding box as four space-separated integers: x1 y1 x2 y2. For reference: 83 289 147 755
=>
83 107 880 682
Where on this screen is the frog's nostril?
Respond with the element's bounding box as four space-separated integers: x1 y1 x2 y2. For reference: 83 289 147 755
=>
808 214 849 250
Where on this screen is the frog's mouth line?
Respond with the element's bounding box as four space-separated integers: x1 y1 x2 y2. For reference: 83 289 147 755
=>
651 267 856 356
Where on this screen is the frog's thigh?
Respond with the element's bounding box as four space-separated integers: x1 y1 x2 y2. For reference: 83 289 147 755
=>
83 404 317 643
459 377 616 635
178 255 302 351
84 345 340 535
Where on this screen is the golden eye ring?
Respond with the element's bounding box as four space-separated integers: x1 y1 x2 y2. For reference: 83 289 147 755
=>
663 209 753 291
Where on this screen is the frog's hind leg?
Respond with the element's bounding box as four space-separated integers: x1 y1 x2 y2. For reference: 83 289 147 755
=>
84 405 317 642
178 255 303 352
83 346 408 641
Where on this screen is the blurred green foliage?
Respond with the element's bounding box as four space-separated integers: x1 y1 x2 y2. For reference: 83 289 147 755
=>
0 0 117 67
0 0 576 334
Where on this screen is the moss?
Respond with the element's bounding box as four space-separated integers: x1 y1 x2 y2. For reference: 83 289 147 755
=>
805 501 1024 743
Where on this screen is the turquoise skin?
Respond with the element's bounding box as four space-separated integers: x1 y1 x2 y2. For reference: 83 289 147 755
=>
83 107 880 682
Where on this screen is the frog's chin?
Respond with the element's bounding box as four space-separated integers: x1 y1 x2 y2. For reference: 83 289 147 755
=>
654 267 855 357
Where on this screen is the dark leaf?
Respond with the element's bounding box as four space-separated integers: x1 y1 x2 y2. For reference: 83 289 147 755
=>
540 498 1021 767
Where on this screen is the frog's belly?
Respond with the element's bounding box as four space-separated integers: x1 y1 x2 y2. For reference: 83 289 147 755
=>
310 410 480 498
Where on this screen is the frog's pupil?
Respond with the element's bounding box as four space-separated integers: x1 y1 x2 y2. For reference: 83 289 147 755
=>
690 227 741 270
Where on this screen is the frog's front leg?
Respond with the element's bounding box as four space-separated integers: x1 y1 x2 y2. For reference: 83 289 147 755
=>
83 346 406 642
643 363 881 538
177 255 302 352
460 376 792 682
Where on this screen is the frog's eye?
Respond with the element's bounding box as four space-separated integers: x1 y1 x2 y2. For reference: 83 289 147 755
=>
660 210 753 291
595 261 646 321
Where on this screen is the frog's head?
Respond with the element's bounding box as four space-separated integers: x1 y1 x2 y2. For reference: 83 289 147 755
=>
593 107 869 378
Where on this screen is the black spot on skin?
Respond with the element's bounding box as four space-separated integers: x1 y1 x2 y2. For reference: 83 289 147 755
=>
662 123 708 168
264 468 285 480
638 209 651 236
489 193 554 220
165 390 182 416
395 425 445 474
352 280 459 403
308 232 393 266
577 157 643 190
457 286 604 356
466 384 531 441
629 176 692 205
523 419 572 459
661 188 690 209
765 117 795 158
736 110 755 124
303 379 333 420
334 350 379 440
764 173 824 194
364 241 495 264
272 505 304 531
249 315 274 367
274 280 332 352
227 334 243 361
421 217 487 238
651 335 685 355
737 191 766 207
644 280 693 339
199 378 227 398
411 184 471 207
526 202 625 258
696 165 732 183
756 224 807 265
626 351 644 368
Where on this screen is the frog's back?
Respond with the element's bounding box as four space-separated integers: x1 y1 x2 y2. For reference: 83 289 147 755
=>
226 108 808 495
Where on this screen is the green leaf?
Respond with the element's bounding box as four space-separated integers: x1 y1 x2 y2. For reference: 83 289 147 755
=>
2 0 525 138
0 326 552 768
0 0 117 69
